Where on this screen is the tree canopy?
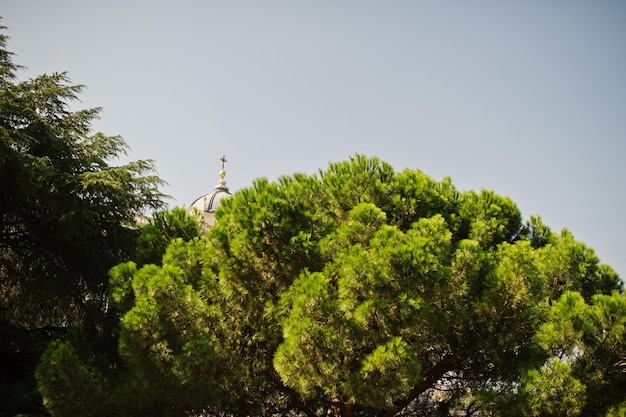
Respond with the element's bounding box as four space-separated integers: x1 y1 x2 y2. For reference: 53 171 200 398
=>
0 25 167 415
37 154 625 417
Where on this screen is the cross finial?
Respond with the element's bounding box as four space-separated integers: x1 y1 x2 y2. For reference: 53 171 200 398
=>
219 155 227 179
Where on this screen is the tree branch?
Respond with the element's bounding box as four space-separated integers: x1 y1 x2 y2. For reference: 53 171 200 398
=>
0 321 69 336
379 358 451 417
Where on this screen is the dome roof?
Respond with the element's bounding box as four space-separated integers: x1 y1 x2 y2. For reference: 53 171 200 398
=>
188 156 232 222
188 178 231 213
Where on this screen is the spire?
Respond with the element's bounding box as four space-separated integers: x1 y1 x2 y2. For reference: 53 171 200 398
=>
188 154 232 221
219 155 227 179
215 155 228 191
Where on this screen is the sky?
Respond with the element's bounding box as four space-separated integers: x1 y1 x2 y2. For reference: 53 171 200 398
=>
3 1 625 278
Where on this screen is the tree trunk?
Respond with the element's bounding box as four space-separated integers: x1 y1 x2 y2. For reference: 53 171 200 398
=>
326 393 353 417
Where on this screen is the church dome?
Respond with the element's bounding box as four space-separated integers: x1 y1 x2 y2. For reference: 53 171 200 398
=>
188 156 232 226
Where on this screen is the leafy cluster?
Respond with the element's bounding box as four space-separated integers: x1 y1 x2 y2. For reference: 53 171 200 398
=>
38 153 624 417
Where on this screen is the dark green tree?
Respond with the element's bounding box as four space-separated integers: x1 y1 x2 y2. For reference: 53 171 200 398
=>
38 211 208 417
0 25 166 415
41 154 623 417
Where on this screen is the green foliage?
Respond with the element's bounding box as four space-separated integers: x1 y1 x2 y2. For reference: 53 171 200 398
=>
535 230 621 302
52 155 626 416
0 26 167 415
36 341 111 417
359 336 421 408
530 290 626 416
457 189 522 248
37 152 624 416
605 401 626 417
36 208 207 417
520 358 586 417
136 207 204 266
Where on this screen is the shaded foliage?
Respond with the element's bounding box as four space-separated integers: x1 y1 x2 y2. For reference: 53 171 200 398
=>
0 25 166 416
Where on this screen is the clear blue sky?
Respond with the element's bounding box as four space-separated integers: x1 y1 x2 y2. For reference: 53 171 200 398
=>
3 1 625 278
